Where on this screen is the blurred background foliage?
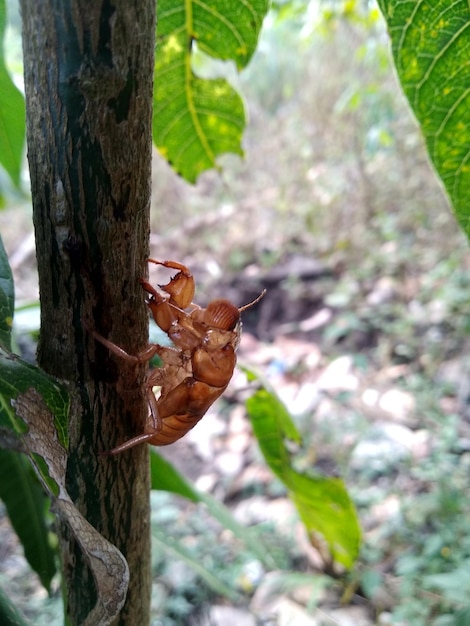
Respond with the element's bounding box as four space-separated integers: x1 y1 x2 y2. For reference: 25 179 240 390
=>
148 0 463 276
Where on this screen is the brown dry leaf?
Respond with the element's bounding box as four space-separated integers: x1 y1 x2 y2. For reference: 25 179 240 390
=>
53 499 129 626
13 388 129 626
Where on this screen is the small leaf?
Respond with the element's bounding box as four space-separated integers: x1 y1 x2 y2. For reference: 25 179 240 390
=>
0 234 14 352
246 387 361 569
245 384 303 449
153 0 269 182
245 387 302 483
0 0 25 188
287 470 361 570
0 448 56 591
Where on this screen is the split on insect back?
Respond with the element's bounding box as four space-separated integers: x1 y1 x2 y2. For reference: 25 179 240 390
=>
89 259 266 455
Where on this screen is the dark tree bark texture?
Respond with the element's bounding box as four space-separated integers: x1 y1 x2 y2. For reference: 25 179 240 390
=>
20 1 155 623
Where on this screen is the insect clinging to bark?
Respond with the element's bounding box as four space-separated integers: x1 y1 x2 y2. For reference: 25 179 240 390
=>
90 259 265 455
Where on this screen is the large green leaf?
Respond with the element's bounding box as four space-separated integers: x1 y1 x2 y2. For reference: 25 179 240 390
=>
377 0 470 238
0 448 56 591
153 0 269 182
246 387 361 569
0 234 14 352
0 0 25 188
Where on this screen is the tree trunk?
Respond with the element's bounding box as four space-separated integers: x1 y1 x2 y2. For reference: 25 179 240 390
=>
20 1 155 623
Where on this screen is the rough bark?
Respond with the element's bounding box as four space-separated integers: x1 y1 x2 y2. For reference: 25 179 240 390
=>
20 1 155 623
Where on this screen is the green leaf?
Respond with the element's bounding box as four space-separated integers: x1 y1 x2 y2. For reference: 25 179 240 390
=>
0 0 25 188
0 448 56 591
153 0 269 182
0 234 14 352
377 0 470 238
244 387 302 483
0 584 30 626
246 387 361 569
287 471 361 570
242 377 302 446
0 350 69 450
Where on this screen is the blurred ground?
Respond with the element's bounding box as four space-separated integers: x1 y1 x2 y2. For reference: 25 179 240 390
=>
2 6 470 626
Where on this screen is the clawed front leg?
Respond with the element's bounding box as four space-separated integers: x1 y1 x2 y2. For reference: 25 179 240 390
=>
147 259 195 309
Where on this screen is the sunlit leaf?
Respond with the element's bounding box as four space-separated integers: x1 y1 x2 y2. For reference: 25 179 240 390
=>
242 378 302 448
246 387 361 569
287 470 361 570
153 0 269 182
377 0 470 239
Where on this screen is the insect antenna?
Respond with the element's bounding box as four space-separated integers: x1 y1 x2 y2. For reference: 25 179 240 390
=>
238 289 267 313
